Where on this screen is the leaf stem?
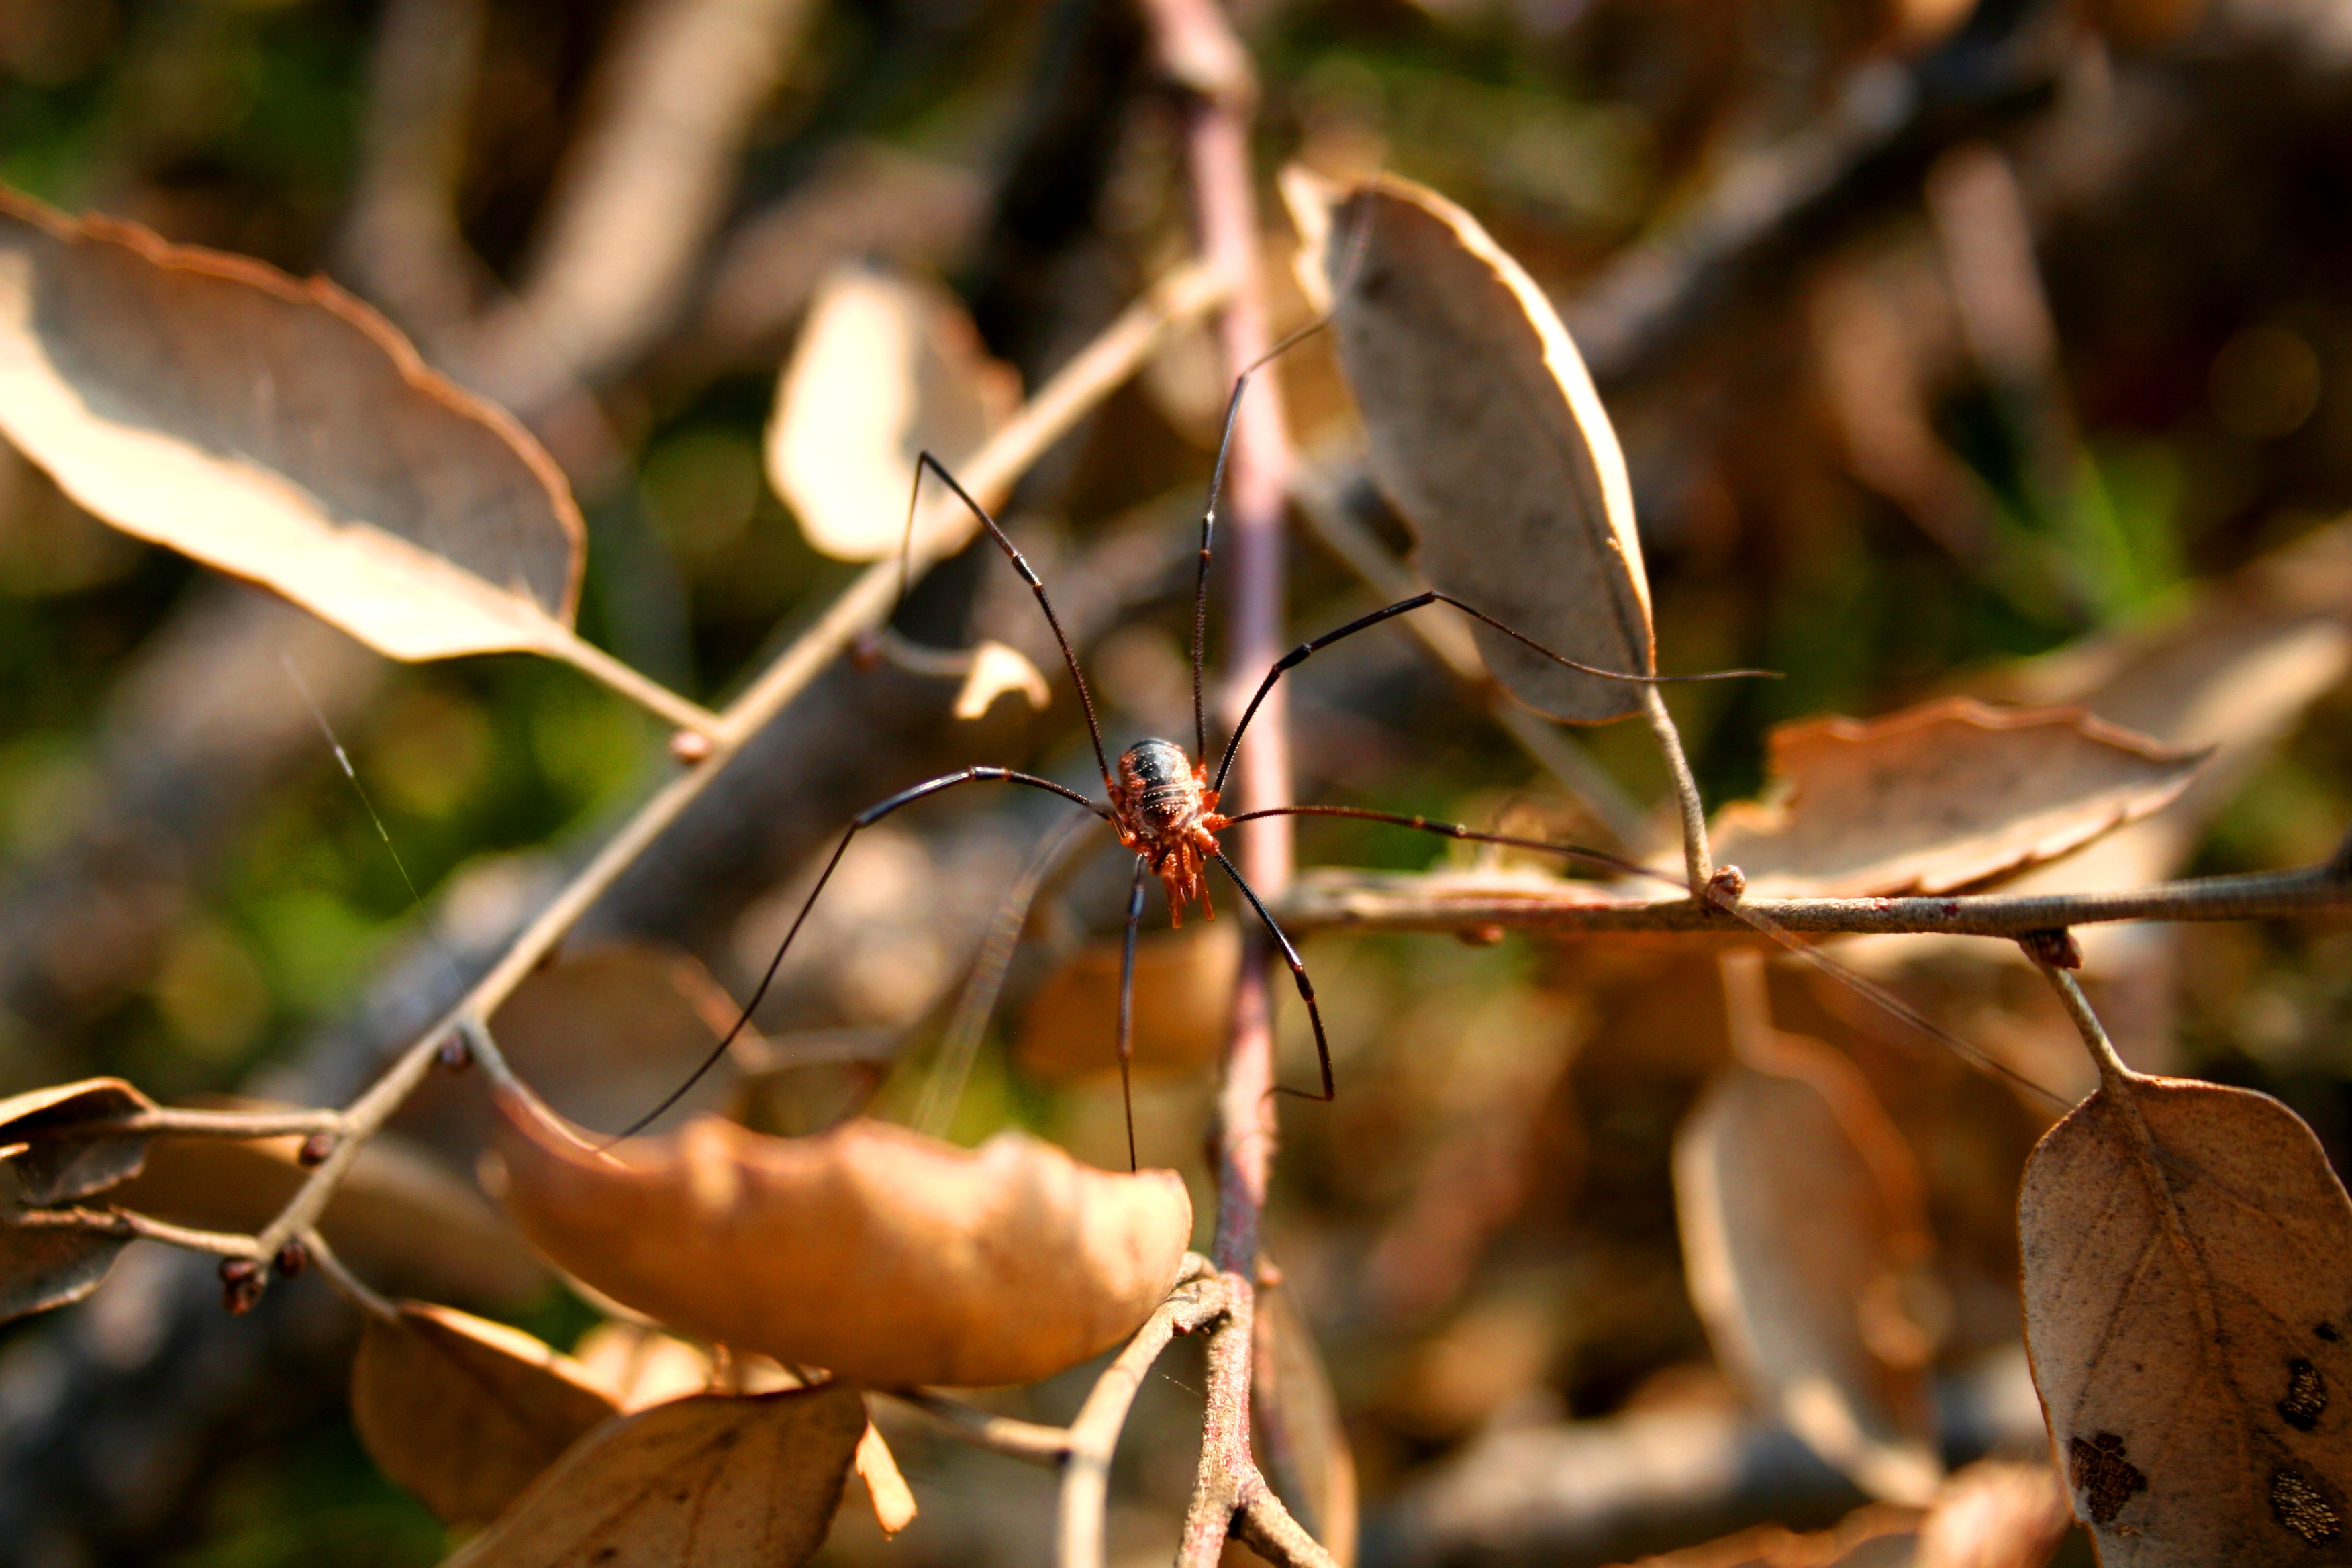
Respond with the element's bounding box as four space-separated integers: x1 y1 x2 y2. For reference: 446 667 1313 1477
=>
1642 684 1714 893
11 1206 261 1259
887 1390 1071 1466
544 627 725 736
2030 954 2136 1093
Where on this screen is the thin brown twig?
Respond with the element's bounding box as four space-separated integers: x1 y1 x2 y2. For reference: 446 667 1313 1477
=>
1271 858 2351 939
1641 685 1713 893
9 1207 260 1259
889 1389 1072 1467
1059 1259 1228 1567
44 1106 344 1142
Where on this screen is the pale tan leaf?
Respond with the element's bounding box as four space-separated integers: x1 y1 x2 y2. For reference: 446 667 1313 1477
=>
1914 1458 2071 1568
353 1302 623 1527
444 1383 867 1568
854 1420 917 1536
0 189 589 664
1015 920 1238 1081
1258 1270 1358 1567
0 1076 154 1204
489 1091 1194 1386
1707 698 2206 899
1675 1032 1945 1504
1282 166 1654 724
109 1121 544 1307
952 639 1050 720
767 263 1017 561
403 943 750 1149
572 1320 719 1412
2020 1071 2352 1563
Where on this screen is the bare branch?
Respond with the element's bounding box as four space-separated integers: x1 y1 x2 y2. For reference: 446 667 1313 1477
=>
1273 859 2351 940
1059 1258 1228 1568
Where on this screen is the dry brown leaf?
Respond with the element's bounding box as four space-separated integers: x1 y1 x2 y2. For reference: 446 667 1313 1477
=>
1258 1270 1359 1567
1282 166 1655 724
0 1227 128 1323
767 262 1017 562
1707 698 2206 899
1914 1458 2071 1568
353 1302 624 1528
109 1122 544 1307
444 1382 867 1568
952 639 1050 720
0 1076 154 1204
1675 1026 1945 1504
2020 1070 2352 1563
1016 920 1239 1081
854 1420 918 1536
0 189 593 667
489 1091 1193 1386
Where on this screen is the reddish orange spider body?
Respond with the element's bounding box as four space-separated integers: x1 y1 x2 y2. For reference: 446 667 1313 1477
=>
1108 737 1227 925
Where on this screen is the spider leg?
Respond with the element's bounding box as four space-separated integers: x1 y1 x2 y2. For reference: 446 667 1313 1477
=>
1212 592 1775 793
1220 803 1681 889
1118 854 1148 1173
895 452 1116 788
614 767 1110 1140
1210 850 1332 1103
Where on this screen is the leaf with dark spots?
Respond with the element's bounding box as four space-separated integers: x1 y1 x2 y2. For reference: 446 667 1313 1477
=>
2021 1071 2352 1564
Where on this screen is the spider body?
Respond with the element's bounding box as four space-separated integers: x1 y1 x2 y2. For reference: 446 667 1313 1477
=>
1111 738 1226 925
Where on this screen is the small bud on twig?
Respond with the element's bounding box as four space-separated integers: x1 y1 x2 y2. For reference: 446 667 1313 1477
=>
1454 924 1506 948
297 1130 336 1167
273 1241 307 1279
438 1033 473 1072
1707 864 1747 901
669 728 714 765
219 1258 264 1315
2020 928 2084 969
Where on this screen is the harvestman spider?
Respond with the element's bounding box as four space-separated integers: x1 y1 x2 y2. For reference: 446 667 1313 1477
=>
624 327 1765 1167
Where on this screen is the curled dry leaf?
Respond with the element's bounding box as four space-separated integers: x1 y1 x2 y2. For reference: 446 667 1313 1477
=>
444 1382 868 1568
0 1076 154 1204
1707 697 2206 899
2020 1070 2352 1563
1675 1030 1945 1504
353 1302 622 1528
0 189 590 665
952 639 1050 720
1016 920 1238 1081
489 1091 1193 1386
767 262 1018 562
109 1121 544 1307
0 1078 158 1321
1283 166 1654 724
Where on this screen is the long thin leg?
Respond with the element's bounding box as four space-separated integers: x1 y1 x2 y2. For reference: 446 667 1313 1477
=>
1210 850 1332 1103
1222 803 1679 889
616 767 1111 1140
1117 855 1148 1172
1212 591 1775 793
895 452 1116 788
1189 215 1380 758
